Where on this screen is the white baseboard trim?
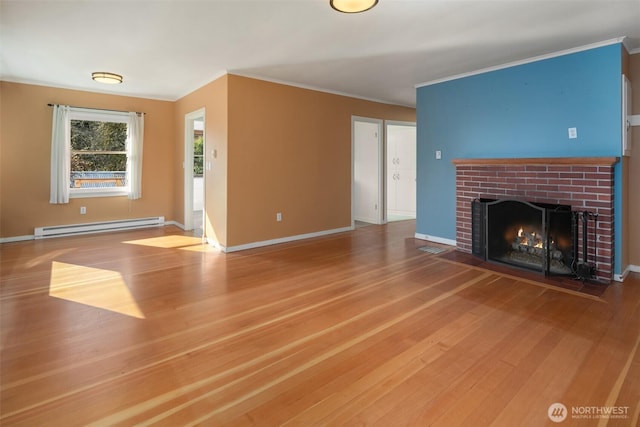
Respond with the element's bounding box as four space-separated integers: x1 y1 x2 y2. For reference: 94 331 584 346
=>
165 220 186 230
206 238 224 251
414 233 457 247
355 217 382 225
220 226 354 253
2 218 180 244
615 265 640 282
0 235 35 244
614 271 627 282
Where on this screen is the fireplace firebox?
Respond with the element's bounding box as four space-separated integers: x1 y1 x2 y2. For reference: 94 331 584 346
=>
472 199 574 276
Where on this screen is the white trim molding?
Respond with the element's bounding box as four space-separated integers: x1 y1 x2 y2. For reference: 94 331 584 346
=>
219 226 354 253
417 37 627 88
415 232 456 247
0 235 35 244
165 220 186 230
229 71 414 108
615 265 640 282
184 108 206 232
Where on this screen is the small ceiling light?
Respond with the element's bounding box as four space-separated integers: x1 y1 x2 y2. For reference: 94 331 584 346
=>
330 0 378 13
91 72 123 84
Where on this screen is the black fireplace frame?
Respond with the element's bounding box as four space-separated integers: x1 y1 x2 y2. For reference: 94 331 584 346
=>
472 198 574 276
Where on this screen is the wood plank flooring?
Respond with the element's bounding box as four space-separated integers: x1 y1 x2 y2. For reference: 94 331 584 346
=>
1 221 639 426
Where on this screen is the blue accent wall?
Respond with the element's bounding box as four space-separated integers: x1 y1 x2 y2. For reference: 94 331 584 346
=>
416 43 623 273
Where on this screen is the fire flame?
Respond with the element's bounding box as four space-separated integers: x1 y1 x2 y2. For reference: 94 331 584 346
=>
516 226 543 248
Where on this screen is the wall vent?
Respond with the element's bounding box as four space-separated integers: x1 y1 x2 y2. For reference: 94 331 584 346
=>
34 216 164 239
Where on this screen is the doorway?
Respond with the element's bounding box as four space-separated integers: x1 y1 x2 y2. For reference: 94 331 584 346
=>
352 117 383 226
184 108 205 236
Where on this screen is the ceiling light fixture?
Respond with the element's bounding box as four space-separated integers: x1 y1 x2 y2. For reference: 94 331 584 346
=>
330 0 378 13
91 72 123 84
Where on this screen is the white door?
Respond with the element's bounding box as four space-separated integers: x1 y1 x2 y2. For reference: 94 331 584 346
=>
353 118 383 224
386 122 416 220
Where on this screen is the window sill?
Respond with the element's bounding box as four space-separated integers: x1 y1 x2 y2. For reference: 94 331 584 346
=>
70 190 129 199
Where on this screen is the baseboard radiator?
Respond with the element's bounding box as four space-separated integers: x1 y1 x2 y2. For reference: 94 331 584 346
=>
34 216 165 239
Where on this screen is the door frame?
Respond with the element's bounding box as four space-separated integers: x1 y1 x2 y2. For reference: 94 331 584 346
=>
184 108 205 232
351 116 384 227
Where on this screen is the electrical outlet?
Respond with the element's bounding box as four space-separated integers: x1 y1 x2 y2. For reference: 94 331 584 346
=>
276 212 282 222
568 127 577 139
80 206 87 215
435 150 442 160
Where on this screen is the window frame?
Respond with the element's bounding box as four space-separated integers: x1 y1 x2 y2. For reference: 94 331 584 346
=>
68 109 130 199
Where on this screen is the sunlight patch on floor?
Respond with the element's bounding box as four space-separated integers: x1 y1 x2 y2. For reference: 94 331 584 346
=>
178 244 216 253
122 235 205 249
49 261 145 319
25 248 75 269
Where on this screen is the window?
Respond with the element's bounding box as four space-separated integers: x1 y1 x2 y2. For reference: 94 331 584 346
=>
50 105 144 203
69 110 130 197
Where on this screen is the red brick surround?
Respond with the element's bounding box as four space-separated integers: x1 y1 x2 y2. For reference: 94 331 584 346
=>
453 157 618 282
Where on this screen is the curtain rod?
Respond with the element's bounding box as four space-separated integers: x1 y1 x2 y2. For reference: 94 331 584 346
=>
47 103 145 115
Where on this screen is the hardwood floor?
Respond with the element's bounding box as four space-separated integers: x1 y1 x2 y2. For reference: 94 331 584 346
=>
1 221 639 426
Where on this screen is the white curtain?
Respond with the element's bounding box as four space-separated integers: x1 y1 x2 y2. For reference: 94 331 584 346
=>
126 112 144 200
49 105 70 204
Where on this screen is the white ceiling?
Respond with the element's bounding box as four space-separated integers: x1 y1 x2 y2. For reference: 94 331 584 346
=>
1 0 639 107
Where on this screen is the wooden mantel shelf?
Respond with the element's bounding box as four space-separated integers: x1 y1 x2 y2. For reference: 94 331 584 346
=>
452 157 619 166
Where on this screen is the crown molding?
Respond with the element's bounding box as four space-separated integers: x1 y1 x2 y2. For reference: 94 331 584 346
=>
0 76 178 101
228 71 414 108
416 37 628 89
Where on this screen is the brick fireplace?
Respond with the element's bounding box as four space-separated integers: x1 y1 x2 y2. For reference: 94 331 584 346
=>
453 157 618 283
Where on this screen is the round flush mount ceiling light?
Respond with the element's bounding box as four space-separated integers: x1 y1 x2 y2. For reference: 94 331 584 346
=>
330 0 378 13
91 72 123 84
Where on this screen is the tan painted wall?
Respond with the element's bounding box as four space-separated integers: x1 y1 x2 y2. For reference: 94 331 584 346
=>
174 75 228 247
226 75 416 247
628 53 640 267
1 76 413 247
0 82 175 238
